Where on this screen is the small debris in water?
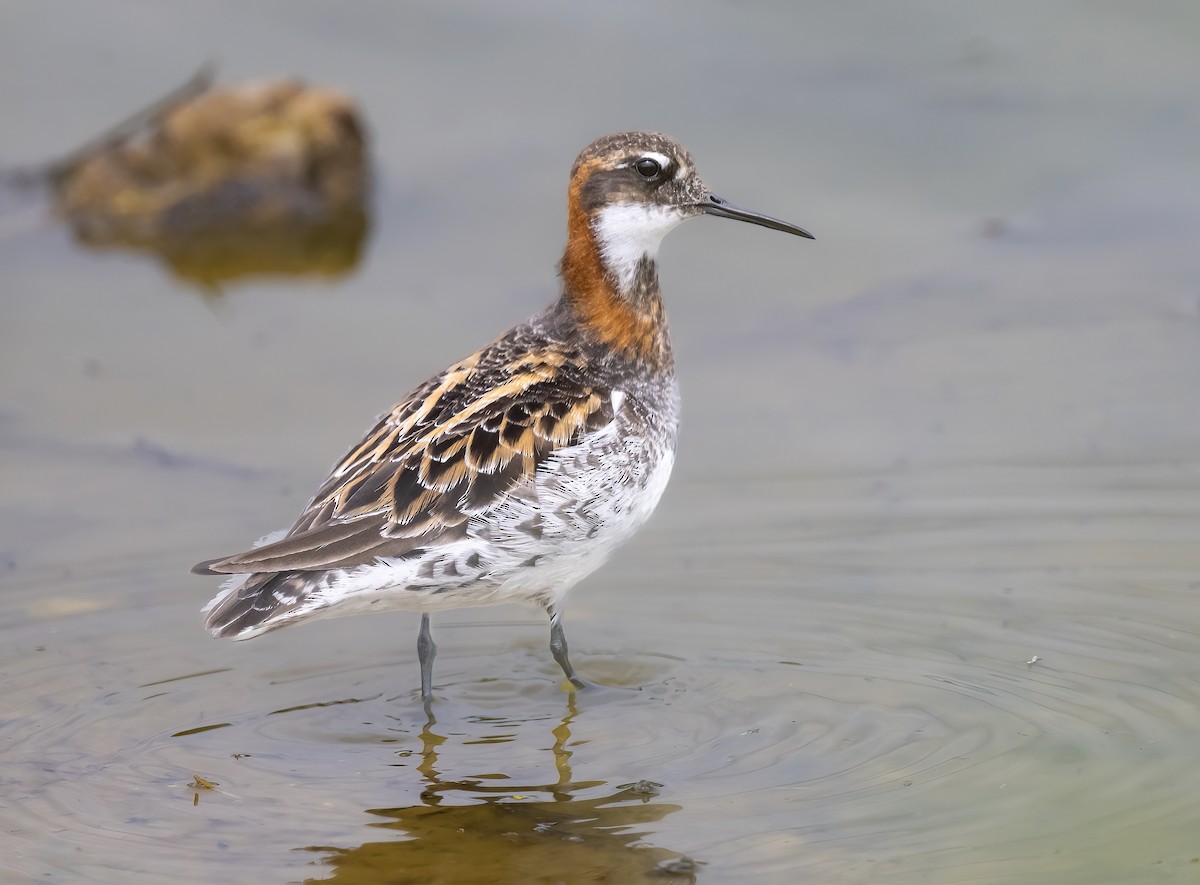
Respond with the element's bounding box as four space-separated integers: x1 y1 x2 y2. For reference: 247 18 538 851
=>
1026 655 1041 667
618 779 663 797
657 855 704 875
188 773 218 806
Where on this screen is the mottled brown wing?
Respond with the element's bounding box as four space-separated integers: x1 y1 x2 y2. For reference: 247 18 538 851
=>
193 343 614 576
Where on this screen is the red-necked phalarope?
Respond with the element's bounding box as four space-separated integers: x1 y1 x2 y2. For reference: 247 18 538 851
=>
194 131 812 699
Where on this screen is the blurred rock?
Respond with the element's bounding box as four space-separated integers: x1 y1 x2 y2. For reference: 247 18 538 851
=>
49 71 371 286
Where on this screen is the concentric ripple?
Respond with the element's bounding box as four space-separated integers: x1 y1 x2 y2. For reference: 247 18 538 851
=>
5 460 1200 882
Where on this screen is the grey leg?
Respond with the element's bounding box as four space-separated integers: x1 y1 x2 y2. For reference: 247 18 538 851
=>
418 613 437 701
548 604 586 689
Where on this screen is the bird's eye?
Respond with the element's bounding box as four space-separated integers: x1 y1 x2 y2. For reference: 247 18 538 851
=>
634 157 663 179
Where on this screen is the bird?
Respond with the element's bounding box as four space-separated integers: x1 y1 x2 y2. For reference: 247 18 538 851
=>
193 131 812 700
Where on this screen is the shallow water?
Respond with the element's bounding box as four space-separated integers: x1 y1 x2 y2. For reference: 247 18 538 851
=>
3 2 1200 883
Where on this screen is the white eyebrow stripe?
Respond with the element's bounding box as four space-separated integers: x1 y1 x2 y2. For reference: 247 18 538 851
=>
616 151 674 172
640 151 672 168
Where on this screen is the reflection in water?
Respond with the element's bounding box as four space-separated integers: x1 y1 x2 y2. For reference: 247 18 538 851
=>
302 698 698 884
139 208 369 288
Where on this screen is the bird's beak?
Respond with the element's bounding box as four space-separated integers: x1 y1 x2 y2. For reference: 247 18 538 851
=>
700 194 814 239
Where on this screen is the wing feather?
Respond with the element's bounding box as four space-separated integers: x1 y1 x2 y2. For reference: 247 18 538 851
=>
194 334 615 578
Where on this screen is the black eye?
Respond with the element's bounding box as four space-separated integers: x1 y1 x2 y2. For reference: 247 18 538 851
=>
634 157 662 179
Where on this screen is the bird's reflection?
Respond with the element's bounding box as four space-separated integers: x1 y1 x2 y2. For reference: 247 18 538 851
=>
301 696 698 884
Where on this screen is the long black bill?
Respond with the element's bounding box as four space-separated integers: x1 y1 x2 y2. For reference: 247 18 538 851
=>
701 194 814 239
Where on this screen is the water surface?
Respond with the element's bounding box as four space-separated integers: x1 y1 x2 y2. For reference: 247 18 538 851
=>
3 2 1199 882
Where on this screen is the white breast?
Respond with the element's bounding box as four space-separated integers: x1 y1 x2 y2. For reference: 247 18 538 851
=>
465 404 677 609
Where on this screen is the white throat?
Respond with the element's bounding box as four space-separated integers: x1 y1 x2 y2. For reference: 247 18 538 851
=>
593 203 687 292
